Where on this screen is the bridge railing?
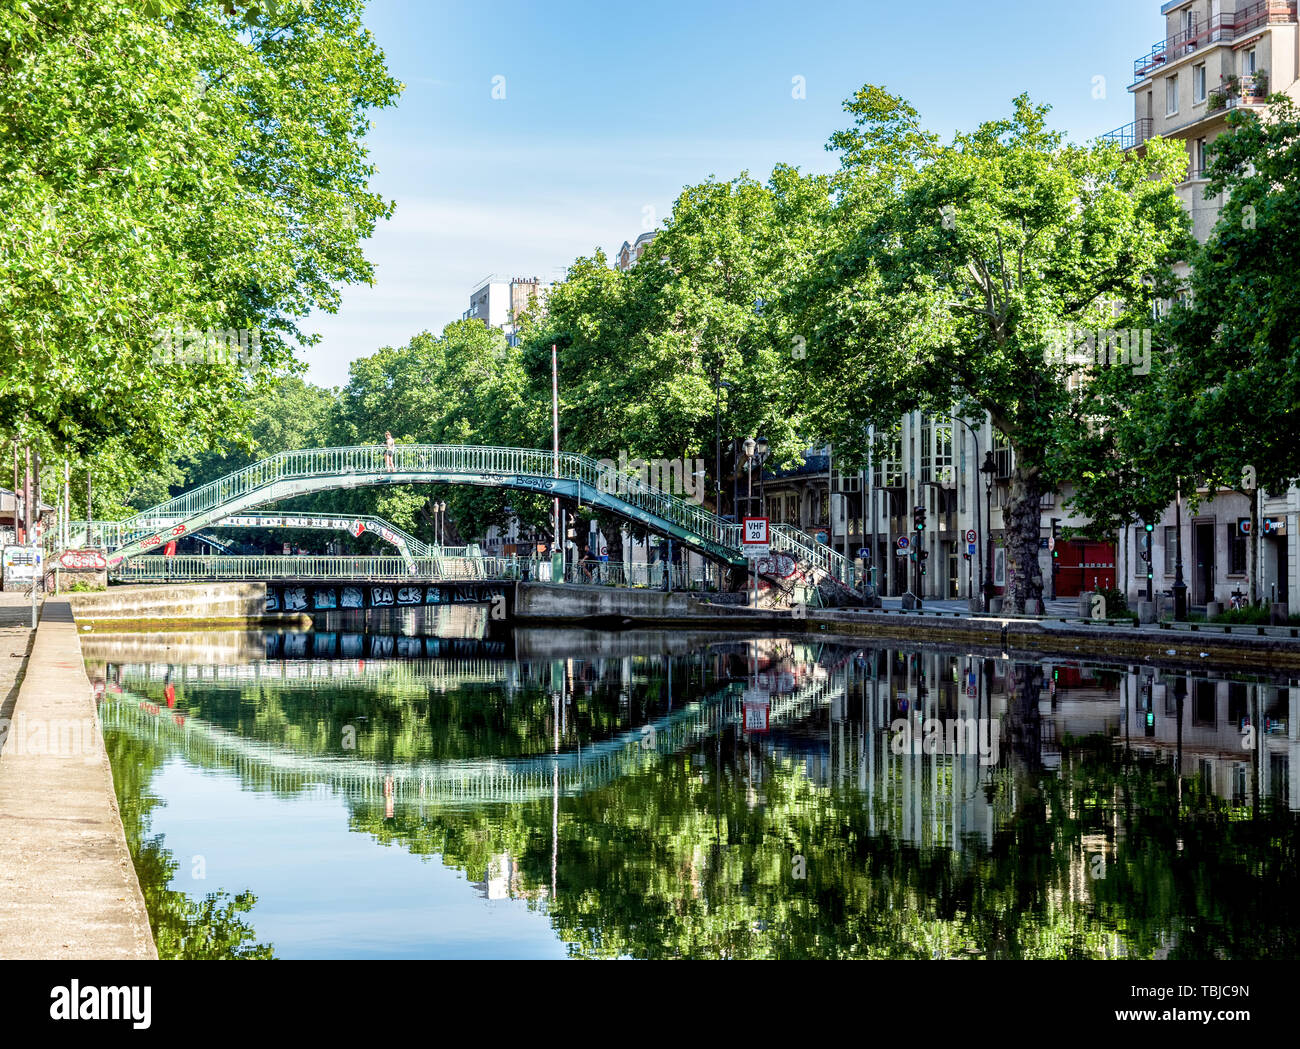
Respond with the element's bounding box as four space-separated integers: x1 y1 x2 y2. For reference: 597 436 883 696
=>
554 560 716 591
87 443 859 584
69 512 441 560
110 555 518 583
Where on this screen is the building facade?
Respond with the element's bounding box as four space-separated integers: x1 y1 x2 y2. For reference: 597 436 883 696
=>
1101 0 1300 611
463 274 550 346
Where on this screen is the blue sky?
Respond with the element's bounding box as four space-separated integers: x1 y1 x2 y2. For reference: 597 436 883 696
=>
304 0 1166 387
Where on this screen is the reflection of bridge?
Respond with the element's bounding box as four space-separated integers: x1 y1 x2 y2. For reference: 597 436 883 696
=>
97 672 846 806
68 444 857 585
106 654 515 690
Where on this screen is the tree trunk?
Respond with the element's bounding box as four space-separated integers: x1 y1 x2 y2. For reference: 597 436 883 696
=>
1004 463 1044 613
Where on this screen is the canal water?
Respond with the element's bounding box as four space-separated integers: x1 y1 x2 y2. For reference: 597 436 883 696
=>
83 608 1300 960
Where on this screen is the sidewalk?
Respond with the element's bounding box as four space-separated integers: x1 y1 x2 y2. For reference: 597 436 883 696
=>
876 596 1080 617
0 598 156 959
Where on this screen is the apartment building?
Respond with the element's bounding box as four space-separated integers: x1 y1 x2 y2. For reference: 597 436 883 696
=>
758 418 1093 607
795 0 1300 609
1100 0 1300 611
462 274 550 346
615 232 657 272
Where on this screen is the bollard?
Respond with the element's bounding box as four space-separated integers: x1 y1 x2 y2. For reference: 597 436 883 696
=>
1206 600 1223 620
1137 600 1156 625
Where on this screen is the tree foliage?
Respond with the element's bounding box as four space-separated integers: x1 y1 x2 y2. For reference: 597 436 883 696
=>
0 0 399 485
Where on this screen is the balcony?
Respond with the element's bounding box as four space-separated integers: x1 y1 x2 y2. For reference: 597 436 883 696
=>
1132 0 1297 82
1100 117 1154 149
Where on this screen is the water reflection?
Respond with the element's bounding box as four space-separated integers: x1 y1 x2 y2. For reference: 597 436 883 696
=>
86 616 1300 959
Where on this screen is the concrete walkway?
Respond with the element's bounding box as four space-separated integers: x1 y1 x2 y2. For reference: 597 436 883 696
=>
0 599 156 959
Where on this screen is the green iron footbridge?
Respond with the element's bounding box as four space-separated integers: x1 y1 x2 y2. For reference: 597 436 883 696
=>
67 444 857 585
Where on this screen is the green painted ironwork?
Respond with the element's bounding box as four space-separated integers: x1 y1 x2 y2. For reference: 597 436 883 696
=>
71 444 856 584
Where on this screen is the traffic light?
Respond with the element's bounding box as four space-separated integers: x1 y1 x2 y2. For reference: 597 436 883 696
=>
1144 522 1154 534
913 505 926 532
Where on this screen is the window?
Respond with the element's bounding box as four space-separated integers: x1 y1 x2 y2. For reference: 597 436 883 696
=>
918 415 953 484
1166 74 1179 115
871 432 904 489
1193 63 1206 103
1244 48 1256 75
1228 523 1247 574
1164 525 1179 576
1195 137 1207 178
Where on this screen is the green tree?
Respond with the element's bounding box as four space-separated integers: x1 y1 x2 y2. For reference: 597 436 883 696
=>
0 0 399 494
803 89 1189 610
333 321 541 543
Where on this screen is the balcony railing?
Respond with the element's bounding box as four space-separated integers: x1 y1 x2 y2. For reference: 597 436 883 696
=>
1100 117 1154 150
1133 1 1297 81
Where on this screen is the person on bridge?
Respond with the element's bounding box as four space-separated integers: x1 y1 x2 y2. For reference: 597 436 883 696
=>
384 431 396 471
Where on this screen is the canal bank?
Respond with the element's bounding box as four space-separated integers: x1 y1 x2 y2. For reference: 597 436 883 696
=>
0 598 156 960
64 580 1300 672
514 583 1300 673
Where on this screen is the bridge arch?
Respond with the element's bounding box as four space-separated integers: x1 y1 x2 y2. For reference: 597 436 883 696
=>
74 444 855 584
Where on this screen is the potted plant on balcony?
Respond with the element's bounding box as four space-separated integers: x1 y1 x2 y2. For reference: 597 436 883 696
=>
1207 89 1227 111
1252 69 1269 96
1223 73 1241 97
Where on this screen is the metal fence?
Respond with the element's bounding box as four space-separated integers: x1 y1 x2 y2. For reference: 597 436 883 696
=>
109 554 725 590
111 555 518 583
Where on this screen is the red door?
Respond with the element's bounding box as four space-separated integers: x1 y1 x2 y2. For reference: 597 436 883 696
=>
1054 539 1115 597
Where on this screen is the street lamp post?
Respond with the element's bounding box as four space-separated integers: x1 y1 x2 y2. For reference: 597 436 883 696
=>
1174 478 1188 620
981 450 997 610
715 378 731 517
954 416 984 610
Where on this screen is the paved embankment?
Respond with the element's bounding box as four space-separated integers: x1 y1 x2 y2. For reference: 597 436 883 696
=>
0 599 156 960
68 580 268 623
514 583 1300 673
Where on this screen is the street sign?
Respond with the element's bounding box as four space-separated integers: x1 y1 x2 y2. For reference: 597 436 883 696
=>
965 529 977 544
897 535 910 550
742 690 770 733
966 543 977 556
1263 517 1288 536
3 546 42 586
857 547 871 559
967 683 977 699
1047 535 1056 552
815 530 829 545
742 517 770 557
1238 518 1252 536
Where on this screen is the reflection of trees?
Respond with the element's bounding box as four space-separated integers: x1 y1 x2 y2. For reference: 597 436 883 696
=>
120 659 713 763
105 646 1300 960
348 740 1300 959
105 731 273 960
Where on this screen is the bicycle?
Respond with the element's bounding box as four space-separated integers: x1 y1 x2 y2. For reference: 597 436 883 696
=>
1229 589 1247 611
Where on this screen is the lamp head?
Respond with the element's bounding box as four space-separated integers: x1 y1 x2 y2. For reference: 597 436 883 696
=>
743 437 756 458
